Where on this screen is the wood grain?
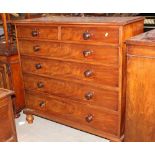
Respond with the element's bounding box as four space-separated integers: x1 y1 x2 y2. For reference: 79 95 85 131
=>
16 26 58 40
23 74 119 111
25 91 119 136
61 26 119 44
18 40 119 65
21 56 118 87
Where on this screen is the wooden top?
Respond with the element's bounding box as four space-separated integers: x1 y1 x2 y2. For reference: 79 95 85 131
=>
11 16 144 26
0 88 14 99
126 29 155 46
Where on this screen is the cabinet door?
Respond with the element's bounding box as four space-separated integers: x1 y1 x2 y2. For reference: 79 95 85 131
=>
125 56 155 142
0 97 17 142
0 63 10 89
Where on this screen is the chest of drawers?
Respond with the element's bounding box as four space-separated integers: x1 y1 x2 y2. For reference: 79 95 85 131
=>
0 88 17 142
13 16 144 141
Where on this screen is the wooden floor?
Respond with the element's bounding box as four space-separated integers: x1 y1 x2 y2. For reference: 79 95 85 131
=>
15 113 109 142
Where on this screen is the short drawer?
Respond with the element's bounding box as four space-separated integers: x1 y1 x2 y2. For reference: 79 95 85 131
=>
25 92 118 135
19 40 118 66
23 74 118 111
21 56 118 87
61 26 119 44
16 26 58 40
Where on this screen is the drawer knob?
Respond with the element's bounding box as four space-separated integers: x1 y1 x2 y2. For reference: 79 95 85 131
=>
83 50 92 57
39 101 46 108
85 114 93 123
35 63 42 69
85 92 94 100
32 30 39 37
37 82 44 88
84 70 93 77
83 32 91 40
33 45 40 52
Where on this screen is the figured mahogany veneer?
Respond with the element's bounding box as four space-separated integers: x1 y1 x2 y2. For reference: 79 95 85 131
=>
16 26 58 40
21 56 119 87
13 16 144 141
18 40 119 66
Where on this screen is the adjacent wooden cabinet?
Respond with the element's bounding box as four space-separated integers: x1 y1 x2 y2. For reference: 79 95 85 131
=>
13 16 144 141
0 44 25 117
125 29 155 142
0 88 17 142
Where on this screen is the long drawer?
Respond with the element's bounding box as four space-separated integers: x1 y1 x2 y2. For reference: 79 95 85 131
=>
23 74 119 111
21 56 118 87
18 40 119 65
16 26 58 40
61 26 119 44
25 91 118 136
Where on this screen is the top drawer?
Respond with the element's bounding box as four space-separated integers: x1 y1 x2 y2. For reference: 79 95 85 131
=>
16 26 58 40
61 26 119 44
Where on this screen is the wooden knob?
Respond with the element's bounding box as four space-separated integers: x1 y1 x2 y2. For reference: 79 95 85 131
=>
39 101 46 108
32 30 38 37
37 82 44 88
84 70 93 77
85 114 93 123
35 63 42 69
83 32 91 40
83 50 92 57
33 45 40 52
85 92 93 100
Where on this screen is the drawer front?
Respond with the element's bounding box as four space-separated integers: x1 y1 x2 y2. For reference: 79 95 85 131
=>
23 74 118 111
61 27 119 44
19 40 118 66
25 92 118 135
21 56 118 87
16 26 58 40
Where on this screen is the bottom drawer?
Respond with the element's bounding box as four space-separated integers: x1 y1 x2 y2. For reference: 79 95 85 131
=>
25 91 119 136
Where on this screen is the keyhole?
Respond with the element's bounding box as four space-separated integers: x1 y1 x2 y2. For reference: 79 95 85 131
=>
105 32 109 37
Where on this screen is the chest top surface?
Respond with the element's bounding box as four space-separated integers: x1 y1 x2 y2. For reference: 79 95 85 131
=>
126 29 155 46
12 16 144 26
0 88 14 100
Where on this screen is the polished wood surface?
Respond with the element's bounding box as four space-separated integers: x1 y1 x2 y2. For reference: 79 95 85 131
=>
16 26 58 40
12 16 144 25
25 91 118 136
14 16 144 141
61 26 119 44
125 30 155 142
21 55 118 87
23 74 118 111
18 40 119 66
0 53 25 116
0 88 17 142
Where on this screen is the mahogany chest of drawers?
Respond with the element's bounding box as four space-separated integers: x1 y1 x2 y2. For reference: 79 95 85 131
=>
125 29 155 142
0 88 17 142
13 16 144 141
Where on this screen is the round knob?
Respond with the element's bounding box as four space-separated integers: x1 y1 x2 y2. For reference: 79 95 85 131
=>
83 50 92 57
39 101 46 108
37 82 44 88
35 63 42 69
32 30 38 37
83 32 91 40
85 114 93 123
85 92 94 100
33 45 40 52
84 70 93 77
